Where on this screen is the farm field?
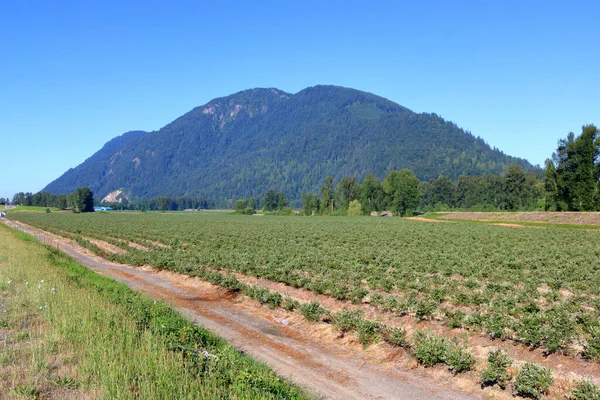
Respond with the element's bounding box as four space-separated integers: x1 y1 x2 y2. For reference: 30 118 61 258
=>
7 211 600 398
0 221 307 399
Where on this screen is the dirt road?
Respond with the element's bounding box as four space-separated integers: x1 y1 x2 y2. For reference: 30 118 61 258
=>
1 219 476 400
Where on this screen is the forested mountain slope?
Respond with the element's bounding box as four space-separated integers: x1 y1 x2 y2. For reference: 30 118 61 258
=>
44 85 536 200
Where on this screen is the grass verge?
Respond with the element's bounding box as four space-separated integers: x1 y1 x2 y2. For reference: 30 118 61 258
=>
0 223 307 399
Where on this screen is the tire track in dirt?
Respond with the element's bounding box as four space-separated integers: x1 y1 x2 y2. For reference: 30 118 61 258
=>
1 218 476 400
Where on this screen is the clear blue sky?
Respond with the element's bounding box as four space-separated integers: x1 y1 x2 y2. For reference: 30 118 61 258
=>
1 0 598 198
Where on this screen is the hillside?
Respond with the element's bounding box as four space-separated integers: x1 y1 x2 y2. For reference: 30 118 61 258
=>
43 85 536 201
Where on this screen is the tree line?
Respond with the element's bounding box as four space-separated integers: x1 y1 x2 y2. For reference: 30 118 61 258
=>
11 124 597 215
543 124 600 211
11 187 95 213
286 165 541 216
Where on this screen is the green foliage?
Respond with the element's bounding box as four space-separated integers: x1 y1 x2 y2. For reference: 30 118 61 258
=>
10 211 600 354
299 301 327 322
514 362 554 399
412 331 448 367
547 125 599 211
381 326 407 347
445 341 476 374
244 285 282 308
571 379 600 400
332 309 363 333
583 327 600 362
384 169 421 216
72 186 94 213
480 349 512 389
347 199 363 216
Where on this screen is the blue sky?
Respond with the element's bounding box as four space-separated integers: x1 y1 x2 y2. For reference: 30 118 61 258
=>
1 0 599 198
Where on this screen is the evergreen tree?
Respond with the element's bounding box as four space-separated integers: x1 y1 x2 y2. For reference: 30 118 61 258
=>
263 189 278 211
551 125 599 211
336 176 358 210
384 169 421 216
72 187 95 213
358 174 385 214
320 176 334 214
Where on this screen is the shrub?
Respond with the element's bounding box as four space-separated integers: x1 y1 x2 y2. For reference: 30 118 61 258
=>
446 342 475 374
382 326 407 347
583 328 600 362
412 331 448 367
244 286 282 308
357 319 381 347
347 200 363 216
485 313 511 341
515 314 545 347
414 300 437 320
544 307 574 353
571 379 600 400
446 310 466 329
480 349 512 389
299 301 327 322
332 309 362 333
513 362 554 399
282 296 299 312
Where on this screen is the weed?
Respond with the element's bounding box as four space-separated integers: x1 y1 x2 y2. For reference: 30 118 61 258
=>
10 385 42 398
51 376 80 388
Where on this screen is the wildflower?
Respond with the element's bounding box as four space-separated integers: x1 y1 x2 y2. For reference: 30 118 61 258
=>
40 280 44 283
7 280 11 285
51 287 56 292
37 284 41 289
25 281 29 286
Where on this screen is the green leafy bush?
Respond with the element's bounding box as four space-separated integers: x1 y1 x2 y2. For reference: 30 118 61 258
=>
299 301 327 322
446 310 466 329
357 319 380 347
382 326 407 347
571 379 600 400
445 342 475 374
412 331 448 367
513 362 553 399
584 328 600 362
332 309 363 333
480 349 512 389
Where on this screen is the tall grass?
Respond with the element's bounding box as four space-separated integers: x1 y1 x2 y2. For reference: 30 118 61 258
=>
0 224 307 399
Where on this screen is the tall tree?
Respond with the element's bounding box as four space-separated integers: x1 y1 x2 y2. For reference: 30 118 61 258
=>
72 187 95 213
384 169 421 216
263 189 278 211
336 176 358 210
551 125 599 211
320 176 334 214
358 174 385 214
543 159 559 211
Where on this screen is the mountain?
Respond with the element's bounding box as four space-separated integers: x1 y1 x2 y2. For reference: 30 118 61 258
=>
43 85 537 201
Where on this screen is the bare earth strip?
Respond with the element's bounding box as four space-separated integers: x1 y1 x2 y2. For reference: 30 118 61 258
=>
439 211 600 225
0 219 475 400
